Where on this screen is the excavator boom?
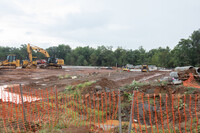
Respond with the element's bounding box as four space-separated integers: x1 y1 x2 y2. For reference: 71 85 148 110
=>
29 44 50 58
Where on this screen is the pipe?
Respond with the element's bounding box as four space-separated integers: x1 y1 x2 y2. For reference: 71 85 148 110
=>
196 67 200 74
174 66 194 72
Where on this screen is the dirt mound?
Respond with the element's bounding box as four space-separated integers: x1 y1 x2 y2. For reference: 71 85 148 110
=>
97 78 118 89
43 75 58 81
82 78 119 94
178 68 199 81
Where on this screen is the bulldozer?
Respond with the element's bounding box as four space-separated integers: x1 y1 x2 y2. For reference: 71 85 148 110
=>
141 65 149 72
0 54 20 69
23 43 64 69
22 57 37 69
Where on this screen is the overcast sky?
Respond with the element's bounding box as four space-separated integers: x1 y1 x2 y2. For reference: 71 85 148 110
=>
0 0 199 50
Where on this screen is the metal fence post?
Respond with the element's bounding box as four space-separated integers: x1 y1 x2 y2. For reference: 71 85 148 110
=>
118 89 122 133
20 84 26 122
128 91 135 133
55 85 59 123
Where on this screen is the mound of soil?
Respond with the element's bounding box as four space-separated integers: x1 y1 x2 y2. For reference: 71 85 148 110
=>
82 78 119 94
43 75 58 81
96 78 119 89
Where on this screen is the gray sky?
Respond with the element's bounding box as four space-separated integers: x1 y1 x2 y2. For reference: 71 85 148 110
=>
0 0 199 50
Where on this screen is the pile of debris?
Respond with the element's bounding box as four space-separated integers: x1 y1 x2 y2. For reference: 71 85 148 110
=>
175 66 200 81
167 66 200 85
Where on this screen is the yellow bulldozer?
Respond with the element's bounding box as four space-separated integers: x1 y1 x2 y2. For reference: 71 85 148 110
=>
0 54 20 69
23 43 64 69
141 65 149 72
22 57 37 69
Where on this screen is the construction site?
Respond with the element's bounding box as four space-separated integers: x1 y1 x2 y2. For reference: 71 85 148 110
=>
0 1 200 132
0 55 200 132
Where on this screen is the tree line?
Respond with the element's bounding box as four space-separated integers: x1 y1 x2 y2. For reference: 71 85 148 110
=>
0 29 199 68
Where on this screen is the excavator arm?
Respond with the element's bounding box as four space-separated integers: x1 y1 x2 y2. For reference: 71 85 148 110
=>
28 44 50 58
27 43 33 62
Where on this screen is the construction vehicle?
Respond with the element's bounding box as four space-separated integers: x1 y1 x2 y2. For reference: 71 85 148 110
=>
0 54 20 69
23 43 64 69
22 57 37 68
37 59 46 64
22 43 38 68
123 67 130 71
141 65 149 72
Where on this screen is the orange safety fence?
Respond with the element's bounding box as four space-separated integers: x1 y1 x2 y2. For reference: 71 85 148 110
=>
0 86 199 133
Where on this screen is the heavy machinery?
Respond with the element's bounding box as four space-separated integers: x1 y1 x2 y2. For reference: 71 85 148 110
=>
23 43 64 69
0 54 20 69
123 67 130 71
22 57 37 68
22 43 38 68
141 65 149 72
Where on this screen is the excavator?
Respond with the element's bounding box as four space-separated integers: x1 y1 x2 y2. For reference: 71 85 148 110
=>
0 54 20 69
22 43 64 69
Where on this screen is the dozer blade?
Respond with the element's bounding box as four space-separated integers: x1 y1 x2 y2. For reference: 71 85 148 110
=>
45 65 62 69
39 64 62 69
22 64 37 69
28 65 37 69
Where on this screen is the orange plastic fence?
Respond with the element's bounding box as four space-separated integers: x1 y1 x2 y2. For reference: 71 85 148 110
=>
0 87 199 133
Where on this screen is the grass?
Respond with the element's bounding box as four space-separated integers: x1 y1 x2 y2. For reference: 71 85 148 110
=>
64 81 95 96
124 80 148 91
58 74 71 79
184 87 198 94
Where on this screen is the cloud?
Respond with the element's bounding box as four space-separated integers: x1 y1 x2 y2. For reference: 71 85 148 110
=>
25 32 32 35
0 0 199 50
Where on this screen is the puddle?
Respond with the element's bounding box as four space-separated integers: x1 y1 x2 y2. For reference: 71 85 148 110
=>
0 85 41 104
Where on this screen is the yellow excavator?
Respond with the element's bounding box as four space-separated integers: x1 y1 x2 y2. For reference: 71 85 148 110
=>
23 43 64 69
0 54 20 69
22 43 38 68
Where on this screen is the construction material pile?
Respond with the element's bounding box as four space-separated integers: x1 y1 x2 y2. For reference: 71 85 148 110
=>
175 66 200 81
